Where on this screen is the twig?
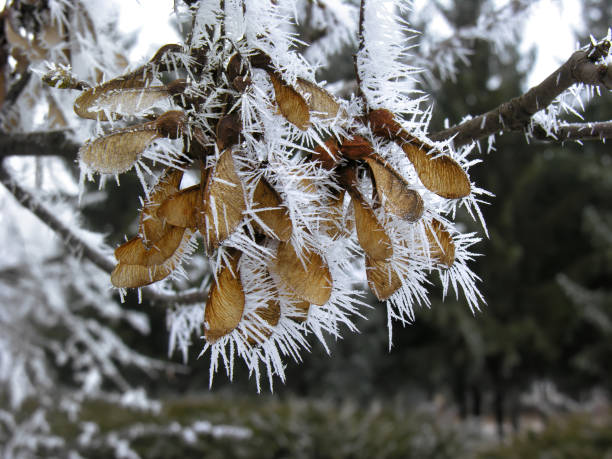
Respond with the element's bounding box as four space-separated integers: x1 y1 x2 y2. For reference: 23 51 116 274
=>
0 129 80 159
531 121 612 142
431 40 612 147
354 0 367 107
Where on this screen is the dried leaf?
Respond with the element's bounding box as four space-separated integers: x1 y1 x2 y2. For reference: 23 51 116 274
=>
351 190 392 261
140 168 184 246
79 127 160 174
114 227 186 266
157 184 200 229
269 72 310 130
365 155 424 222
204 252 245 343
111 263 172 289
426 219 455 268
198 150 246 254
402 143 471 199
273 241 332 306
252 178 292 241
295 78 340 119
365 256 402 301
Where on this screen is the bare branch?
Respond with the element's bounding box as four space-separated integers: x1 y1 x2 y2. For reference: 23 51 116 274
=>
0 130 80 159
431 42 612 147
0 162 207 305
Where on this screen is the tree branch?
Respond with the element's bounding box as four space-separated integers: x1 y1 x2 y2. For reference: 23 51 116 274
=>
531 121 612 142
431 41 612 147
0 129 80 159
0 162 207 305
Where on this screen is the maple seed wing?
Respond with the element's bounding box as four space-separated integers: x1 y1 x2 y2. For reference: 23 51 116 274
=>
140 168 184 246
426 219 456 267
198 150 246 254
295 78 340 119
79 128 160 174
274 241 333 306
114 227 186 266
157 184 201 229
365 156 424 222
402 143 471 199
111 263 172 289
269 72 310 130
252 178 292 241
351 191 393 261
365 256 402 301
204 254 245 343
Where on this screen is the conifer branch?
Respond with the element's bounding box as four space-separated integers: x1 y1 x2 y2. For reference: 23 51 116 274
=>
431 40 612 147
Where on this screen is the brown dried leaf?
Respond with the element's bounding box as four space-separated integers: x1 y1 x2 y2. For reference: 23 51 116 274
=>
252 178 292 241
426 219 455 268
365 155 424 222
295 78 340 119
111 263 172 289
274 241 332 306
157 184 200 229
365 256 402 301
198 150 246 254
204 252 245 343
79 127 160 174
402 143 471 199
114 226 186 266
269 72 310 130
351 190 392 261
140 168 184 246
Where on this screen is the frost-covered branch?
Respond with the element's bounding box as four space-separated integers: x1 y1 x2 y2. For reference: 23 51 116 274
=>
431 40 612 147
531 121 612 142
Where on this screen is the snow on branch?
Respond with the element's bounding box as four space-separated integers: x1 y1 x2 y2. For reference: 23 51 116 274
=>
431 38 612 147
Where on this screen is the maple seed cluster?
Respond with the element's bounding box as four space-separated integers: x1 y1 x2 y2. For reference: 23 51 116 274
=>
47 40 470 348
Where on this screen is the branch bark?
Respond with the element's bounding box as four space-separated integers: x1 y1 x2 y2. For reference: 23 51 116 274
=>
0 129 80 159
431 42 612 147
